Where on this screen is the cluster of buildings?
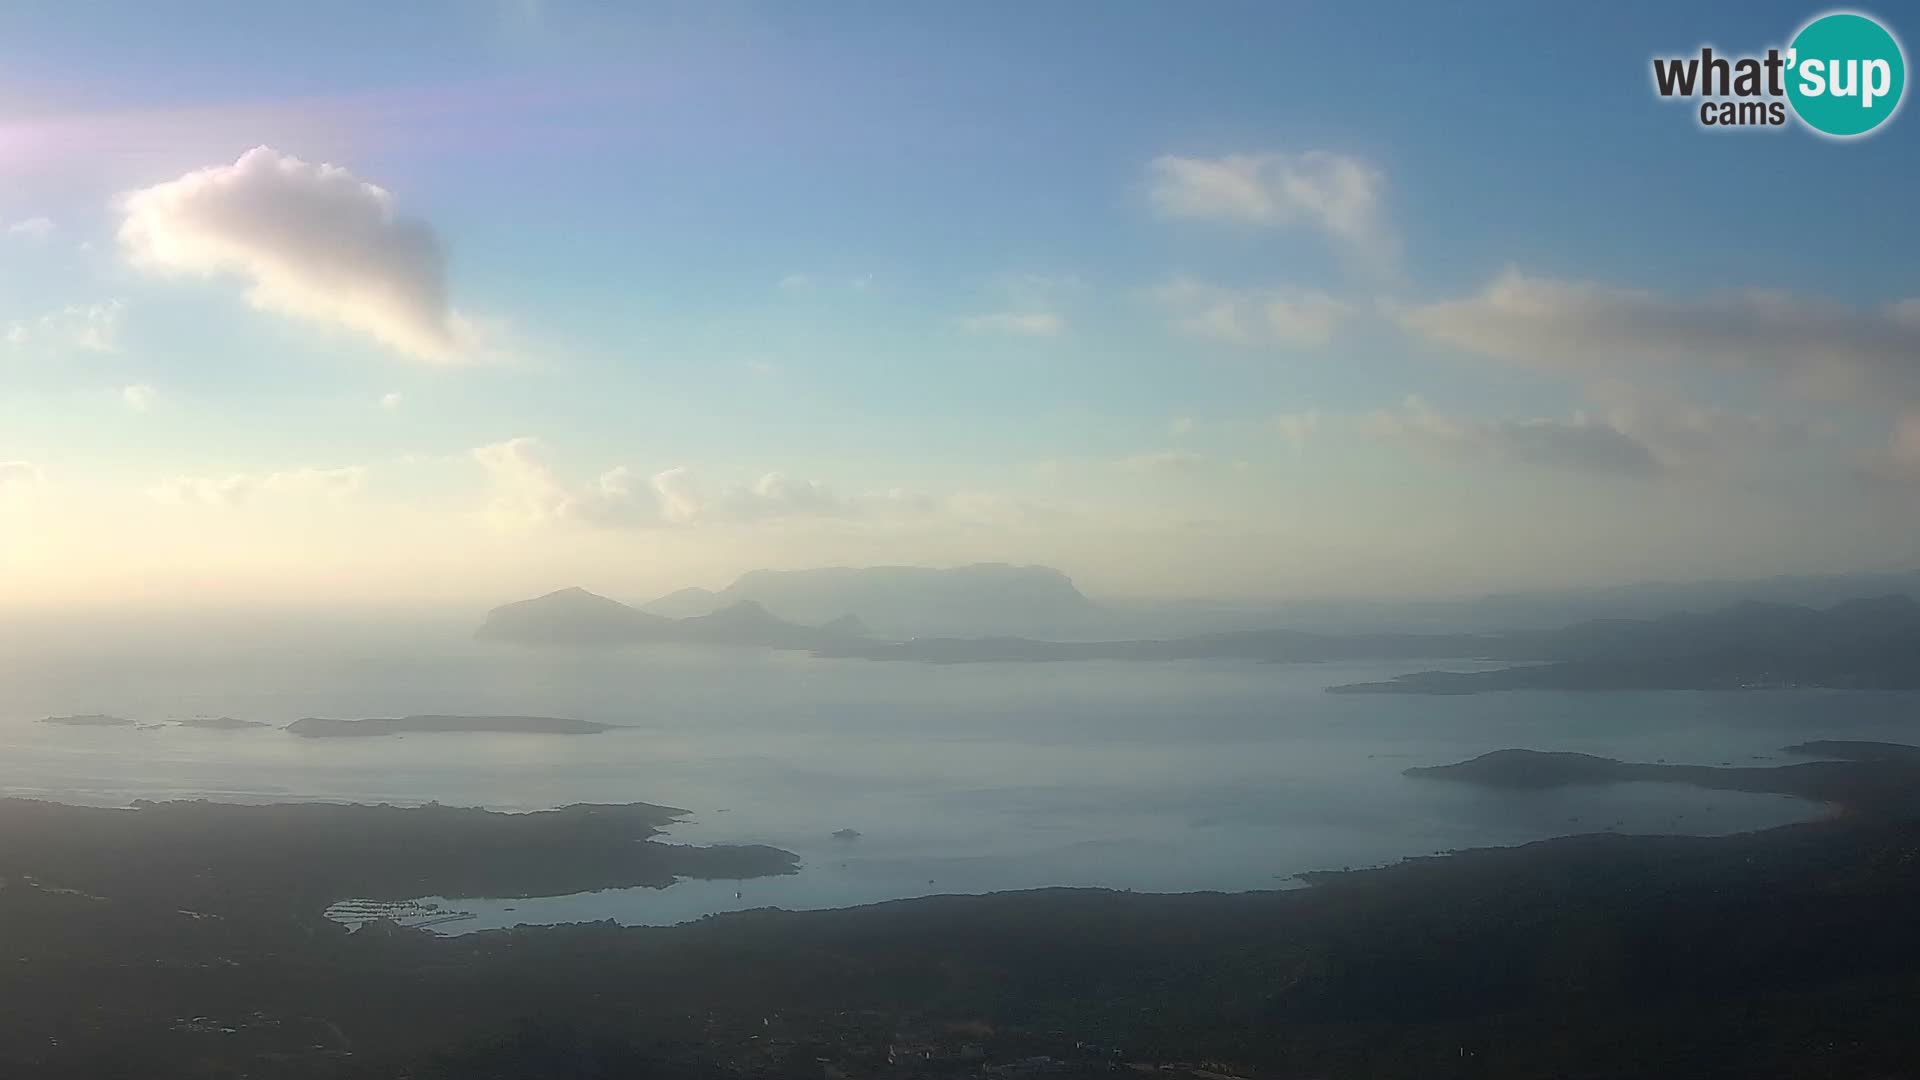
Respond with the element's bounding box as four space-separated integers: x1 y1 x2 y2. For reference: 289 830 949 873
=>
676 1009 1258 1080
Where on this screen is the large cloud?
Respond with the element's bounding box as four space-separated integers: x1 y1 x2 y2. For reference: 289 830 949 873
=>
118 147 459 361
1147 151 1396 270
1400 270 1920 402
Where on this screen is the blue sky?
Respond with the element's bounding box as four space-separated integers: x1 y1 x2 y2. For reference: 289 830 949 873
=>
1 1 1917 610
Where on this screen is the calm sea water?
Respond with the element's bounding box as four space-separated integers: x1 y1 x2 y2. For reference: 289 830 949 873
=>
3 625 1910 930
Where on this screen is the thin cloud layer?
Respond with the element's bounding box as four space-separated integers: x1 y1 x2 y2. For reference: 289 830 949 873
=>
1363 397 1662 477
6 216 56 241
1148 151 1397 270
1583 380 1807 469
960 311 1065 337
1401 270 1920 402
147 466 367 506
472 438 941 531
118 147 459 361
5 301 123 355
1152 277 1347 346
1862 412 1920 485
0 460 45 488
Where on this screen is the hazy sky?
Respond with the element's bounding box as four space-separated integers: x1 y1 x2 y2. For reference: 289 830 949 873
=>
2 1 1918 612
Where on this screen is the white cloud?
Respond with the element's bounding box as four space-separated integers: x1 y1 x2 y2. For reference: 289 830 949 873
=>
118 146 462 362
639 466 701 526
1400 270 1920 402
1362 397 1662 477
472 437 577 527
379 391 405 411
5 300 124 355
718 472 843 518
1152 276 1347 345
1147 150 1396 270
147 466 366 506
960 311 1065 337
776 273 812 291
121 384 157 412
7 216 56 241
0 461 45 488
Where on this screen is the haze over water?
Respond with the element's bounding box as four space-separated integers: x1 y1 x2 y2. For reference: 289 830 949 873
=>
5 623 1899 929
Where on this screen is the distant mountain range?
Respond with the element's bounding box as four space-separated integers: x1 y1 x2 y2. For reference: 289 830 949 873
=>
638 563 1100 638
477 582 1494 661
507 562 1920 642
476 586 868 650
479 570 1920 694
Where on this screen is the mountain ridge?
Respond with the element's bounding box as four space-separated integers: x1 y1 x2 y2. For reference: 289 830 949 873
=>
638 562 1099 637
477 588 866 650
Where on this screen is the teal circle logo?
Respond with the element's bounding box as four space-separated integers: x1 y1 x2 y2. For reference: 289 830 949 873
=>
1787 12 1906 137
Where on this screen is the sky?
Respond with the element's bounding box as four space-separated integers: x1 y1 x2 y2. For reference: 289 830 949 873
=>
1 0 1918 613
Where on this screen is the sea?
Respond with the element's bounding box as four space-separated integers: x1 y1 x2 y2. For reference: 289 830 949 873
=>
3 619 1911 932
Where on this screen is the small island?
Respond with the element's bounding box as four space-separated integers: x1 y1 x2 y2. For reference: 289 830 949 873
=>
178 716 271 730
40 714 136 727
286 715 613 738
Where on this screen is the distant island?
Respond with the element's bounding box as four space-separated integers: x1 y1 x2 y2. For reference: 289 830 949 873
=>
177 716 270 730
40 714 135 727
286 715 613 738
1405 741 1920 818
816 628 1495 664
1329 594 1920 694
